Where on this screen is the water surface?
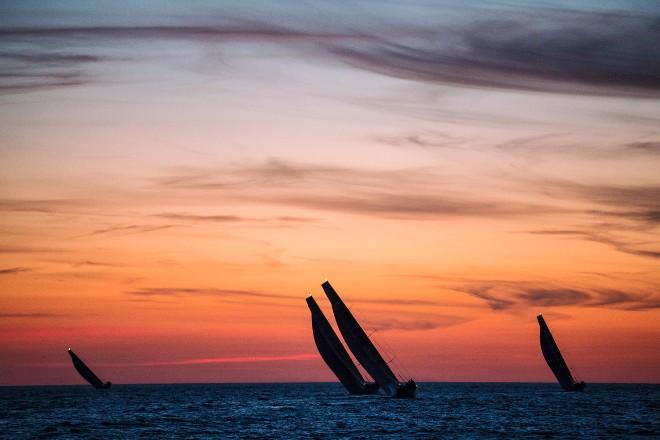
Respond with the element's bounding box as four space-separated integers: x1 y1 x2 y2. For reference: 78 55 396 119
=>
1 383 658 439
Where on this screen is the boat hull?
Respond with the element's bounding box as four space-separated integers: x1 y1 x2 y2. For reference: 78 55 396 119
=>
394 379 417 398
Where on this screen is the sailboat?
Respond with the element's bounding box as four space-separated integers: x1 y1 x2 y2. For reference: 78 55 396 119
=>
537 315 585 391
67 348 112 389
322 281 417 398
306 296 379 395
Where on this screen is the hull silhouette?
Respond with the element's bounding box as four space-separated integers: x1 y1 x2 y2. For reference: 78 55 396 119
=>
67 349 111 389
306 296 378 395
537 315 585 392
322 281 416 398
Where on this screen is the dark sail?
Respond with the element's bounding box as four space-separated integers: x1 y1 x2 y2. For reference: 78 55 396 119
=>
67 349 111 389
322 281 416 397
537 315 585 391
306 296 378 395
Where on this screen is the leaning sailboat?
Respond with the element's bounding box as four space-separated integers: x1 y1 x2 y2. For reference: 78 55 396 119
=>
306 296 379 395
67 348 111 389
537 315 585 391
322 281 416 397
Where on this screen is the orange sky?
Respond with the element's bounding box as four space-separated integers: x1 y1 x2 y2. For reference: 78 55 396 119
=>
1 1 659 385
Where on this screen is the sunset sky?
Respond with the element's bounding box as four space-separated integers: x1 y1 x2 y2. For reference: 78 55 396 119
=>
1 0 659 386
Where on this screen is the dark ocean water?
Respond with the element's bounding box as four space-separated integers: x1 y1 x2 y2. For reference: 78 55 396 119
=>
1 383 659 439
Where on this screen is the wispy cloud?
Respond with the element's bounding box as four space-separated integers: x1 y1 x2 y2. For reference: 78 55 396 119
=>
128 287 298 301
2 6 658 97
0 245 67 254
625 141 660 155
0 198 89 214
353 297 440 307
446 278 660 311
0 22 365 94
521 179 660 259
154 212 315 224
155 159 558 220
363 315 470 332
516 289 590 307
0 267 32 275
86 224 176 237
330 12 660 97
525 228 660 260
0 312 61 318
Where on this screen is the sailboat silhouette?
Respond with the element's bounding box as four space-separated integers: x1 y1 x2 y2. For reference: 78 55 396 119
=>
537 315 586 391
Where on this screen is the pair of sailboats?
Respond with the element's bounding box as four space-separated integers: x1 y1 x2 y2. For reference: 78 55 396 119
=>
307 281 417 397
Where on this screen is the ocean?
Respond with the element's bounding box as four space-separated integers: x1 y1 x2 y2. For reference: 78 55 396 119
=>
1 383 658 439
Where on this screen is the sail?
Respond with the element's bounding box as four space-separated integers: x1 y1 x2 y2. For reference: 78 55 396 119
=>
67 349 111 389
306 296 378 395
537 315 582 391
322 281 401 396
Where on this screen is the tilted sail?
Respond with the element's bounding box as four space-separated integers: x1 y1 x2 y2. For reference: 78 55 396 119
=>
537 315 585 391
67 349 111 389
306 296 378 395
322 281 416 397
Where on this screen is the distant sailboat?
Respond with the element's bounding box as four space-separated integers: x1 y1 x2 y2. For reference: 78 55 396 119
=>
322 281 416 398
67 348 111 389
306 296 379 395
537 315 585 391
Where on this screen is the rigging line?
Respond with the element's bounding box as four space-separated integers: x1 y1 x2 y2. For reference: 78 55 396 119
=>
553 324 578 381
375 331 410 380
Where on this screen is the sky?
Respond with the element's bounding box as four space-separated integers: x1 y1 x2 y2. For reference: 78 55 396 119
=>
1 0 659 386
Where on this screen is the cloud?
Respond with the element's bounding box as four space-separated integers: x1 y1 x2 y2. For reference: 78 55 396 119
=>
0 198 89 214
0 22 363 93
0 50 101 93
155 159 559 220
71 260 119 268
128 287 298 301
462 284 516 311
330 12 660 97
0 245 67 254
450 278 660 311
0 267 32 275
353 297 440 307
0 24 357 41
516 289 591 307
3 5 657 97
0 312 60 318
86 224 176 237
522 179 660 259
154 212 315 224
154 213 250 222
377 131 471 152
363 315 469 332
625 141 660 155
525 228 660 260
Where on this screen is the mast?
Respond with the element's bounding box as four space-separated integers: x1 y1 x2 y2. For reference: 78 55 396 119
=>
67 348 111 389
322 281 401 396
537 315 583 391
306 296 377 394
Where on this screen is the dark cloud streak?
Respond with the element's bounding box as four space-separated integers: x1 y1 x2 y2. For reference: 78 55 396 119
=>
451 279 660 311
2 7 658 96
0 267 32 275
330 13 660 97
